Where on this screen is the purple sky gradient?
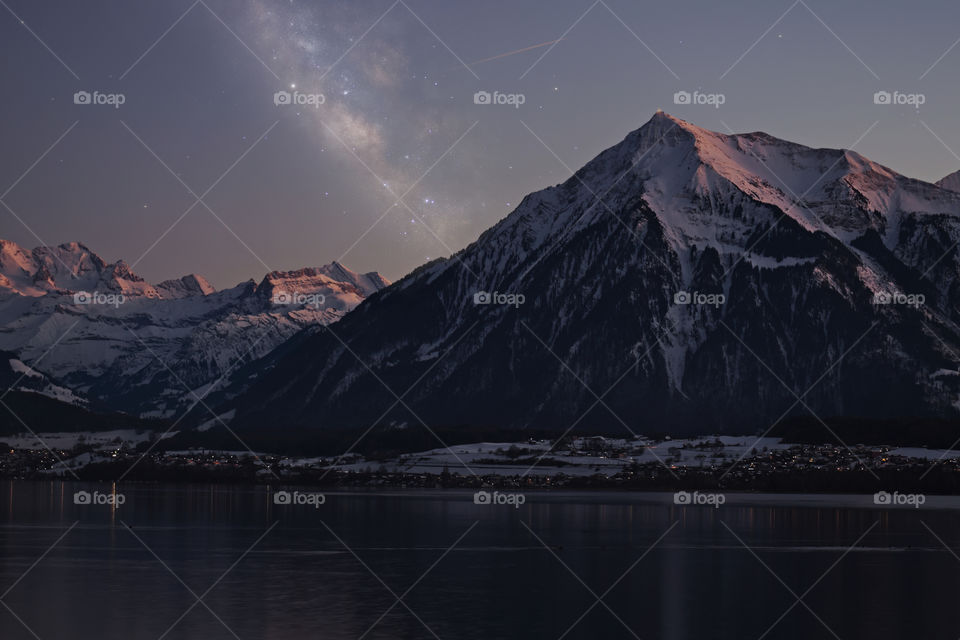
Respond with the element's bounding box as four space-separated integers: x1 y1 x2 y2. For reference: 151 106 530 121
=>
1 0 958 287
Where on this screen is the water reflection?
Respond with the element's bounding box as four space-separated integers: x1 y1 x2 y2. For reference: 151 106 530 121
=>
0 483 958 639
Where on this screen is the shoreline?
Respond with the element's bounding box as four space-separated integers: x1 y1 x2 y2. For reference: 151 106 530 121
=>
0 474 960 508
3 477 958 507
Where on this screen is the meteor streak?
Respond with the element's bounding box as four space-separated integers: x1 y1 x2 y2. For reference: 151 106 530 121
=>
468 38 564 66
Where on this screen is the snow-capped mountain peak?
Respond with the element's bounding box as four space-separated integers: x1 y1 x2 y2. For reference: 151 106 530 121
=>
612 113 947 242
937 170 960 193
155 273 217 299
0 239 390 417
484 112 960 292
0 239 217 300
258 262 390 309
223 111 960 434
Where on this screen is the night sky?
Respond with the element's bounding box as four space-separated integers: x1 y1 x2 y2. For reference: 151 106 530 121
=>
1 0 959 287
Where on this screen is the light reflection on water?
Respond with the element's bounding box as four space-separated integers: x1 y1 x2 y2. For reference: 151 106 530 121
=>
1 483 958 639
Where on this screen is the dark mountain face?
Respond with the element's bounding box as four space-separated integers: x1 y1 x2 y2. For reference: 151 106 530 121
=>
0 352 160 435
226 112 960 436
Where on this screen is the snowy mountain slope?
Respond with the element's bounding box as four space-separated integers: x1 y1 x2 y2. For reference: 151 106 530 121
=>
0 240 389 417
3 351 85 406
0 351 163 435
937 170 960 194
225 111 960 435
0 239 209 299
155 273 217 298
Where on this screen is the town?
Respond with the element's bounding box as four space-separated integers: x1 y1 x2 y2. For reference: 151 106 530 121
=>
3 433 960 493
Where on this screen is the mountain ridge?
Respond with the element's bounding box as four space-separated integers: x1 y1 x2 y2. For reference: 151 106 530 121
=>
0 238 390 418
220 111 960 435
937 170 960 193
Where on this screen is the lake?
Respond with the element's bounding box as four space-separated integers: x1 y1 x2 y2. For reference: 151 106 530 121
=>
1 483 958 639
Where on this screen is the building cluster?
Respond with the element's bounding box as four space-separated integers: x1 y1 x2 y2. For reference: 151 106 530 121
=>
2 438 958 490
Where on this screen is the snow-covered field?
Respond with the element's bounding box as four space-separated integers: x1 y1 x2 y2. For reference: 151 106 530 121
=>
286 436 806 476
886 447 960 460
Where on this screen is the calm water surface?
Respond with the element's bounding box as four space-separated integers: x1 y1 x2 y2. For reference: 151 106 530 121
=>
1 483 959 639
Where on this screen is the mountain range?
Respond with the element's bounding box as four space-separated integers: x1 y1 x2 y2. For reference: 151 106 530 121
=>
4 111 960 440
0 239 388 419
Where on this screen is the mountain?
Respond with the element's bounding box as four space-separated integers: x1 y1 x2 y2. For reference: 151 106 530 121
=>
937 170 960 193
224 111 960 435
0 351 160 436
1 351 85 406
0 240 389 418
0 239 213 299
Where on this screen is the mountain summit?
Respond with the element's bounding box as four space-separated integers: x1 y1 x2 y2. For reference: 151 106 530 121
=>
937 170 960 193
0 239 215 299
225 112 960 434
0 240 389 417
